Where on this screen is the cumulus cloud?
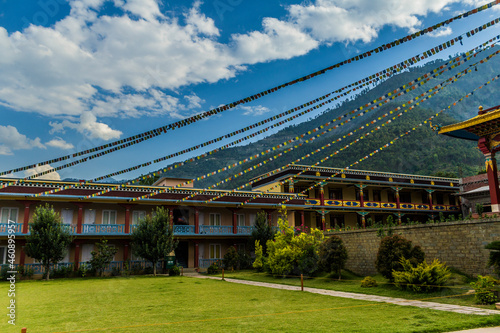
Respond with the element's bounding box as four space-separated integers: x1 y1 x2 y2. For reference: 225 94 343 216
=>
0 0 475 140
50 112 123 140
46 137 75 150
0 125 45 155
24 164 61 181
286 0 461 44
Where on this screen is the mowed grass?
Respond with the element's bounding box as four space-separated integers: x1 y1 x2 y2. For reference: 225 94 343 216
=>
1 276 500 333
218 270 495 308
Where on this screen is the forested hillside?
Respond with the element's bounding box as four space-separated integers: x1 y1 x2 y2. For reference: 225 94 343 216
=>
142 47 500 189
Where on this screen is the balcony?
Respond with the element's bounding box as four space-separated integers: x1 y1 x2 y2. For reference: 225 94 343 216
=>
0 223 257 236
305 199 459 211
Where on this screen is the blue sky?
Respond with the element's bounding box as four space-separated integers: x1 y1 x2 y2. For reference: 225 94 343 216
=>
0 0 499 182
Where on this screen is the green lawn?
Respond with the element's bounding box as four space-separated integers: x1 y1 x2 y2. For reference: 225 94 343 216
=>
216 270 496 308
1 275 500 333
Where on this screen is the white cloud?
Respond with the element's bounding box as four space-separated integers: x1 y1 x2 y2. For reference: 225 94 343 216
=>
46 137 75 150
24 164 61 181
51 112 122 140
0 125 45 155
287 0 461 44
0 0 475 135
240 105 271 116
428 26 453 38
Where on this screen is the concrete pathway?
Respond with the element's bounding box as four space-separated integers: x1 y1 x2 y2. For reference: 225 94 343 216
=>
186 273 500 316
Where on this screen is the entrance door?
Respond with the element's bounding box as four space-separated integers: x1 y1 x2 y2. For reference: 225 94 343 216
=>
175 241 189 268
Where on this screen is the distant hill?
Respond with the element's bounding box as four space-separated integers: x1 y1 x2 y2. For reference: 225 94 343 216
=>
137 47 500 189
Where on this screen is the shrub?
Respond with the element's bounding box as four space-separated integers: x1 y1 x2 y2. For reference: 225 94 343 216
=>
223 246 239 271
476 203 484 216
392 258 451 292
485 241 500 278
318 235 348 280
471 275 498 305
17 265 34 279
375 234 425 281
237 249 253 270
207 261 221 275
169 264 180 276
361 276 378 288
111 266 121 277
144 266 154 275
49 265 73 279
77 263 90 278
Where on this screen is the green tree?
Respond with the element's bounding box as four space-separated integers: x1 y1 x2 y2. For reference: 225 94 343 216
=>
250 211 274 255
131 207 178 276
375 234 425 281
223 246 239 271
24 204 73 280
253 240 264 272
318 235 348 280
88 239 118 277
266 207 324 276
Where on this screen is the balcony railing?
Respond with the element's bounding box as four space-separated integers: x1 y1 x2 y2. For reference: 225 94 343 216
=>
306 199 459 211
82 224 126 235
237 226 254 235
0 223 23 235
173 225 195 235
199 225 233 235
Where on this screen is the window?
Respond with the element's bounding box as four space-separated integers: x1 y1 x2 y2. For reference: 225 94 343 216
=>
372 190 381 202
399 192 411 203
61 209 74 224
237 214 245 226
84 209 96 224
421 192 429 204
0 246 6 265
329 188 343 200
209 213 221 226
132 211 146 224
449 195 456 206
436 193 444 205
209 244 221 259
102 210 117 225
387 191 395 202
1 207 18 224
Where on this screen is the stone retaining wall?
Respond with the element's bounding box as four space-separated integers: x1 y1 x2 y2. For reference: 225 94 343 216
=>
328 219 500 277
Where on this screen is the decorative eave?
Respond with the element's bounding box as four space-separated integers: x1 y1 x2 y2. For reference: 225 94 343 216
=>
439 105 500 141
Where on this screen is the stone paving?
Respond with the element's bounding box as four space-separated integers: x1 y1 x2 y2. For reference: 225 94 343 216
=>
186 274 500 316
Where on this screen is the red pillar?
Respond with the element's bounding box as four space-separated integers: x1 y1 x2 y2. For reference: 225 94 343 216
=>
321 211 326 231
359 187 365 208
76 203 84 234
195 208 199 234
19 201 34 234
395 189 400 209
123 205 131 234
320 185 325 206
486 153 500 212
74 242 80 271
267 211 272 227
428 191 434 210
169 207 174 228
194 242 199 268
232 210 237 234
300 211 305 226
478 138 500 213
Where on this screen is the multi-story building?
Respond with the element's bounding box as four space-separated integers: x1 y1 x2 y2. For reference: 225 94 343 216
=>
0 165 459 273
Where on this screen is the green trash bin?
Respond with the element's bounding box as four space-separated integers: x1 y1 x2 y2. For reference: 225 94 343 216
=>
165 256 176 269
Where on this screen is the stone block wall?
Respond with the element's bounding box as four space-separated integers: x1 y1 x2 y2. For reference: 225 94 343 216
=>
328 219 500 277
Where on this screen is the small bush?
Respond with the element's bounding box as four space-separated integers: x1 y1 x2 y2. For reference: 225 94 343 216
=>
376 234 425 281
169 265 180 276
361 276 378 288
471 275 498 305
111 266 121 277
144 266 154 275
318 235 348 280
253 240 265 272
207 261 221 275
77 264 90 278
393 258 451 292
50 265 73 279
17 265 34 279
